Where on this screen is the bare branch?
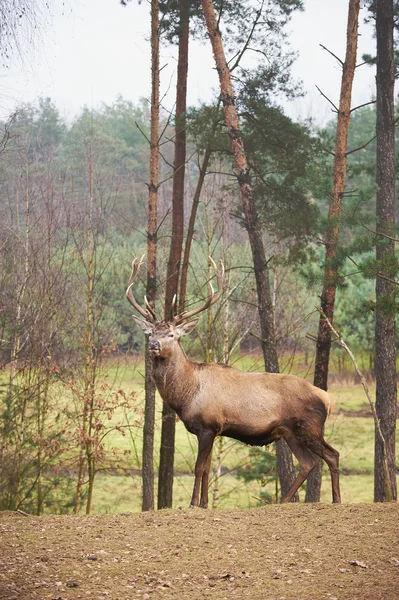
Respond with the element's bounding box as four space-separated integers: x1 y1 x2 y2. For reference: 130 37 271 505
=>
355 59 374 68
319 43 344 67
315 85 339 113
135 122 151 145
376 272 399 286
155 208 171 235
346 134 376 154
356 221 399 243
158 109 173 145
350 100 376 113
347 115 399 155
158 149 174 171
228 0 264 73
305 333 318 343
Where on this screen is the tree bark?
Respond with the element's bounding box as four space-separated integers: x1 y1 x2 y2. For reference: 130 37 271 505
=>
200 0 297 500
142 0 160 512
306 0 360 502
158 0 189 509
374 0 397 503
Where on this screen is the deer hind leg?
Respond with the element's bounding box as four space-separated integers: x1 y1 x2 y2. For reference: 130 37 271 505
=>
305 438 341 504
190 431 215 508
199 449 214 508
280 433 317 503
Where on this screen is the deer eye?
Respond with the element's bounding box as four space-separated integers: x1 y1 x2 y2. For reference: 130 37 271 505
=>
168 333 174 338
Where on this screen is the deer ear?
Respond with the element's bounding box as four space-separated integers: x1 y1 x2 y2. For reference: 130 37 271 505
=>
176 319 199 336
132 315 153 335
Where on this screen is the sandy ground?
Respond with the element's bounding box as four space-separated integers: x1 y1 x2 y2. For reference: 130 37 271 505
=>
0 503 398 600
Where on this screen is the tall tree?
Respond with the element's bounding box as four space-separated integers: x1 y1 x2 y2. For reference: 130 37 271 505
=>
306 0 360 502
158 0 190 509
200 0 297 499
142 0 160 512
374 0 397 502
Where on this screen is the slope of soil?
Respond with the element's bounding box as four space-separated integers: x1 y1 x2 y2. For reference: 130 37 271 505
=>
1 503 398 600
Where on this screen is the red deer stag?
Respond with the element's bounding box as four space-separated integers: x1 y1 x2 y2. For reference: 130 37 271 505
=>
126 257 341 508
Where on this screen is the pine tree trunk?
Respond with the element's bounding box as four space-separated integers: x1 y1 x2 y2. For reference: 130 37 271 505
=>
374 0 397 503
200 0 297 500
158 0 189 509
306 0 360 503
142 0 160 513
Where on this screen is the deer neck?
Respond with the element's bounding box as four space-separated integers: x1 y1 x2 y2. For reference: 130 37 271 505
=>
151 343 198 414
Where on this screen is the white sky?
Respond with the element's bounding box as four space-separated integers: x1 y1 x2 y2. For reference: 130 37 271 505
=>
0 0 377 125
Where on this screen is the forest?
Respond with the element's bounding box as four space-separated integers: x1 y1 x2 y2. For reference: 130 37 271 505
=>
0 0 397 517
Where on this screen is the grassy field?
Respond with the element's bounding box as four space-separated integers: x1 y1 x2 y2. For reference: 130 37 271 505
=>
1 356 397 513
86 359 397 514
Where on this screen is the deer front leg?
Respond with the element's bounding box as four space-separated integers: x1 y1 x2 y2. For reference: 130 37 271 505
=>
190 431 215 508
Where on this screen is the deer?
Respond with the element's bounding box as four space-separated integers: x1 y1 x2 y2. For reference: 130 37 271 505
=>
126 256 341 508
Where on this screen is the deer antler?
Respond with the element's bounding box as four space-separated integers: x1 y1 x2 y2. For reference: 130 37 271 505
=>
170 294 177 321
126 256 157 322
144 295 157 320
173 257 225 325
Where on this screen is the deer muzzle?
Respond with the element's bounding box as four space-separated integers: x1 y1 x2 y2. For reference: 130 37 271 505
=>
148 339 160 355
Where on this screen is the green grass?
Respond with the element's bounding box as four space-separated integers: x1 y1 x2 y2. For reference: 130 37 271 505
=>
89 367 397 513
1 358 397 513
89 471 378 514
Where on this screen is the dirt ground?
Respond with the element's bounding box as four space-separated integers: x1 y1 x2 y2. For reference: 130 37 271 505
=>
0 503 398 600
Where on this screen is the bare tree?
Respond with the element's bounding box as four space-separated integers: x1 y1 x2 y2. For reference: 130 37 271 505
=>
0 112 72 513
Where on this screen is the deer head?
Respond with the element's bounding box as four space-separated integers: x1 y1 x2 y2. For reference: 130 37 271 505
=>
126 256 225 358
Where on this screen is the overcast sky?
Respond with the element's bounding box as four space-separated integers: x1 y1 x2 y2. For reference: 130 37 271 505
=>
0 0 377 125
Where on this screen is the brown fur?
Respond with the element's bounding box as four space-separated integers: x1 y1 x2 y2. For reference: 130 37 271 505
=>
133 319 341 508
